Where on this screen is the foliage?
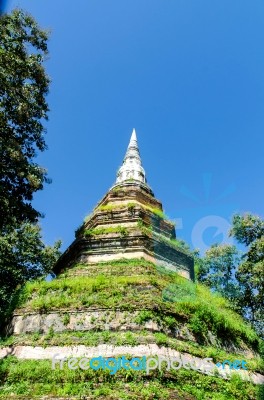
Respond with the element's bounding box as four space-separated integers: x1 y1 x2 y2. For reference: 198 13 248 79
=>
230 213 264 337
197 244 243 312
196 213 264 337
0 223 61 325
230 213 264 246
137 218 153 236
0 9 50 229
0 9 61 328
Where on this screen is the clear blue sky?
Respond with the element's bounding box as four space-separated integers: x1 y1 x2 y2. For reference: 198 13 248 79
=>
5 0 264 253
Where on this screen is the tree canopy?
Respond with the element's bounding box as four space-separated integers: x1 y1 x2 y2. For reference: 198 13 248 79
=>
197 243 243 311
197 213 264 338
0 9 60 326
230 213 264 336
0 8 50 230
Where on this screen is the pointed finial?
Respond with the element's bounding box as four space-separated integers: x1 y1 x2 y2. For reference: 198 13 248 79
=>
115 129 147 185
131 128 137 141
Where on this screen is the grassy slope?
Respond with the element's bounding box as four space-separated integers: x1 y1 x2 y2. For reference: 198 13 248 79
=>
0 357 263 399
1 259 263 399
12 261 259 347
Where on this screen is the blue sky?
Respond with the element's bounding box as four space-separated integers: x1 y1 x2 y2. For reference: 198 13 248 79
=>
5 0 264 253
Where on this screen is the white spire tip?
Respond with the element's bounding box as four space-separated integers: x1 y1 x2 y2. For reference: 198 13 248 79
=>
131 128 137 141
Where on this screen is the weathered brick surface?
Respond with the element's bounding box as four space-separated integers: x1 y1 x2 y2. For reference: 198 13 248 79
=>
54 183 194 280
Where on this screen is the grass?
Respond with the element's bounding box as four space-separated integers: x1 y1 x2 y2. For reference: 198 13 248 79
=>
67 258 157 274
62 259 158 278
96 204 119 212
2 258 263 398
80 219 193 257
0 356 261 399
80 202 187 253
92 202 170 221
136 219 193 255
62 313 70 326
94 258 156 268
1 330 262 373
152 231 193 255
9 266 260 349
84 225 128 237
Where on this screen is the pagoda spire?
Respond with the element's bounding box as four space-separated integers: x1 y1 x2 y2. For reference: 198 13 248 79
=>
116 129 147 185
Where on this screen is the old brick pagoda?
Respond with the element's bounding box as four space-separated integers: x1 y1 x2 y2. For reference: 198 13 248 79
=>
54 129 194 280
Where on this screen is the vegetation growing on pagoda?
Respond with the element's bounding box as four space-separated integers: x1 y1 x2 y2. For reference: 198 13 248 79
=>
1 330 263 374
94 202 169 219
84 225 128 237
0 356 262 399
12 265 260 349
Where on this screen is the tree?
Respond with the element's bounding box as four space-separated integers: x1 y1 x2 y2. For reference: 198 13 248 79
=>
197 243 243 312
197 214 264 337
0 8 50 230
0 223 61 322
230 213 264 336
0 9 60 327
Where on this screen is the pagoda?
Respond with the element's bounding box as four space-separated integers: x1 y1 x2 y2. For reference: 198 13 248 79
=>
54 129 194 280
1 129 263 400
